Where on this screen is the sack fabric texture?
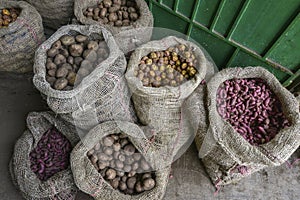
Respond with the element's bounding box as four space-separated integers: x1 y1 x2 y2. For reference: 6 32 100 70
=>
33 25 127 115
199 66 300 186
60 75 137 131
70 121 171 200
73 0 154 53
183 55 217 151
10 111 79 200
0 0 45 73
25 0 74 30
125 36 208 158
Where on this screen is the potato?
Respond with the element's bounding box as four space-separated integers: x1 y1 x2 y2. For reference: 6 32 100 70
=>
47 69 56 77
115 20 123 27
108 13 118 22
74 57 83 66
135 181 143 193
52 40 62 49
47 48 59 58
75 35 88 43
113 143 121 151
54 78 68 90
46 61 57 70
87 41 99 51
106 169 117 180
56 66 69 78
54 54 66 65
69 44 84 57
124 144 135 156
143 178 155 191
110 178 119 189
127 177 136 189
103 136 114 146
60 35 75 46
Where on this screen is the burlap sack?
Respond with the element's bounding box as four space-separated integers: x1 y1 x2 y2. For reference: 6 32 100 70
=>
33 25 126 114
10 111 79 199
60 76 137 131
74 0 153 53
199 66 300 187
183 57 217 151
70 121 171 200
125 36 207 153
24 0 74 30
296 93 300 105
0 1 45 73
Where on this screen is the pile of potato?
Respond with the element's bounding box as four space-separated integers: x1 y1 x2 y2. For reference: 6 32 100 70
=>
0 8 20 27
216 78 290 145
135 44 198 87
87 133 156 195
46 34 109 90
29 127 72 181
84 0 140 27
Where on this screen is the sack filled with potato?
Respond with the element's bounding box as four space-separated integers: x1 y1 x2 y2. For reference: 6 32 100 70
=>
199 66 300 187
125 36 209 157
0 0 45 72
10 111 79 200
74 0 153 53
33 25 131 121
71 121 171 200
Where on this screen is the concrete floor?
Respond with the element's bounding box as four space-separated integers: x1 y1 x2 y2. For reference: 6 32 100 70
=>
0 72 299 200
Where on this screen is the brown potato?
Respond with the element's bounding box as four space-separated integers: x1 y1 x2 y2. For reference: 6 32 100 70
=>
46 61 57 70
56 66 69 78
135 181 144 193
110 178 119 189
75 35 88 43
108 13 118 22
60 35 75 46
106 169 117 180
69 44 84 57
143 178 155 191
127 177 136 189
47 48 59 58
115 20 122 26
54 78 68 90
54 54 66 65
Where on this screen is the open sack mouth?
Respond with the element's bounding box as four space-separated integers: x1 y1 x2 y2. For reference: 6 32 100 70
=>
216 78 290 146
87 133 157 195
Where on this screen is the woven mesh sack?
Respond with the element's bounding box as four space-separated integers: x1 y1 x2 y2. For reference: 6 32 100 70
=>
10 111 79 199
60 76 137 130
33 25 126 114
70 121 171 200
74 0 153 53
0 0 45 73
296 93 300 105
24 0 74 30
125 36 207 153
183 56 217 151
199 66 300 187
